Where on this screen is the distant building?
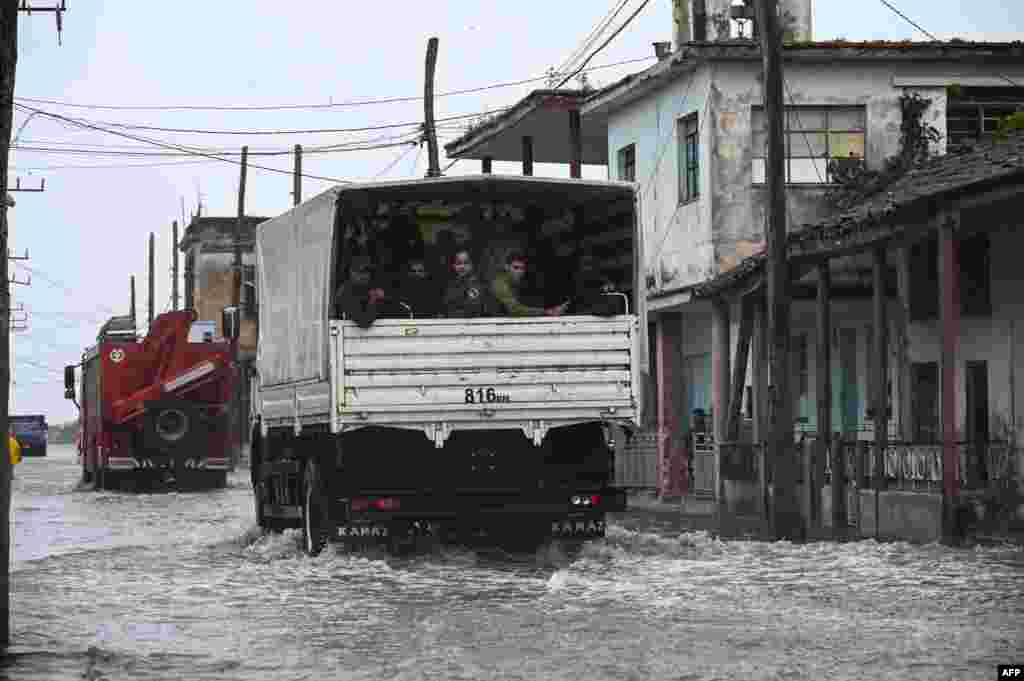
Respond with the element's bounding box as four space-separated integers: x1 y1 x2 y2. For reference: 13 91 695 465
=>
180 215 270 454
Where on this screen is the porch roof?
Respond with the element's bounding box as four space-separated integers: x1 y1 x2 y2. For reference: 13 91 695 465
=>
691 128 1024 299
443 89 610 165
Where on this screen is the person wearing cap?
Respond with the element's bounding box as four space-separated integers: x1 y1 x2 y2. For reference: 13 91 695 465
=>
443 248 492 318
333 255 386 329
491 252 567 318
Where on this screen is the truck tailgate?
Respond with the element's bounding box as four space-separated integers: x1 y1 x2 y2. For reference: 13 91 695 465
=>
331 316 639 446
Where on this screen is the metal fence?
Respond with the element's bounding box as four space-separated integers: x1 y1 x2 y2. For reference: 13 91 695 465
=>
614 429 658 489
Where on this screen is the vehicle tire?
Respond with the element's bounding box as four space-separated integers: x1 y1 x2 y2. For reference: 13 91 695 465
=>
250 428 269 531
301 457 329 556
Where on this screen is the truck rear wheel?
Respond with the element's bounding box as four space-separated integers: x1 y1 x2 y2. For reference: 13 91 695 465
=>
302 458 329 556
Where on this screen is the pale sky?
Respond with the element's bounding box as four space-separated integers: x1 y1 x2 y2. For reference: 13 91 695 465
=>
9 0 1024 425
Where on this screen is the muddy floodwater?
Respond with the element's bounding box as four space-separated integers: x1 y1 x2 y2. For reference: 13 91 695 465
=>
6 445 1023 680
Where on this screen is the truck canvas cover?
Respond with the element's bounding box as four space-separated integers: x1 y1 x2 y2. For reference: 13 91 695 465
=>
255 175 646 439
256 186 340 386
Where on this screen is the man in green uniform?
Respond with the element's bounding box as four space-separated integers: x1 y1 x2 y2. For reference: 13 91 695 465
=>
491 252 567 317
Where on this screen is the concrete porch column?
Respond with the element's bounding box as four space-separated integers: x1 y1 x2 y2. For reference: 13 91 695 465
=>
656 313 688 498
712 298 731 511
939 211 961 543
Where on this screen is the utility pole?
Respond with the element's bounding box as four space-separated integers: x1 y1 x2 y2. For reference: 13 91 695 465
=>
423 37 441 178
130 275 136 327
147 232 155 328
757 0 800 541
0 4 65 646
293 144 302 206
171 221 179 311
233 146 248 468
0 1 18 649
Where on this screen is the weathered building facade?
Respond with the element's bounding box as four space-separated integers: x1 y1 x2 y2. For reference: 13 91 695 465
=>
180 215 269 455
443 0 1024 539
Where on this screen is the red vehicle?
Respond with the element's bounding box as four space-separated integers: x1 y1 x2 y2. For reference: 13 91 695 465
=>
65 310 239 491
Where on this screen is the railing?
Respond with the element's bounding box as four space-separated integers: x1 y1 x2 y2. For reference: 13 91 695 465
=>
615 429 658 489
690 432 716 497
822 440 1019 491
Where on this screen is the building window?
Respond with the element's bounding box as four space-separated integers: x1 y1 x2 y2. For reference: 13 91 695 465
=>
947 86 1024 153
678 113 699 203
752 106 866 184
242 265 258 316
909 233 991 321
617 143 636 182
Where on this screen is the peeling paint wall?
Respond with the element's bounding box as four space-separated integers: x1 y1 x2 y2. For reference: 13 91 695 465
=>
706 59 1024 284
607 64 716 307
608 53 1024 310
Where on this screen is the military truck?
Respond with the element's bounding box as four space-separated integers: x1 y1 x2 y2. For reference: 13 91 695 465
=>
249 175 646 554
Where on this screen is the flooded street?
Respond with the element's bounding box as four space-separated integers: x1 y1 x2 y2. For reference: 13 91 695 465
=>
5 445 1022 680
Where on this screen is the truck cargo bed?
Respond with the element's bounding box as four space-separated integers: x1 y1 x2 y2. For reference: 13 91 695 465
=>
259 315 639 445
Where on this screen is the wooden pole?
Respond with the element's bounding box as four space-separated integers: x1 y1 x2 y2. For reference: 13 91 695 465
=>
424 37 441 178
757 0 798 541
148 233 155 327
293 144 302 206
939 213 960 543
0 1 17 648
817 263 843 536
569 109 583 179
522 136 534 176
872 246 889 538
712 298 730 529
751 295 770 528
172 221 179 311
234 146 248 468
726 296 754 442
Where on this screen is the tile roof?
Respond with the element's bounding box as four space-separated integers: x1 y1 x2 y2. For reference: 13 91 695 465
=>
692 129 1024 298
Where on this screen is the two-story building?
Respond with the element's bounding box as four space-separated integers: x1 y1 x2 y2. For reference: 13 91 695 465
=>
446 0 1024 536
179 215 269 460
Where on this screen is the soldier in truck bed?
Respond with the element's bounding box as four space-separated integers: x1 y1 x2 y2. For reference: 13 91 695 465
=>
492 252 567 318
443 247 492 318
333 255 387 328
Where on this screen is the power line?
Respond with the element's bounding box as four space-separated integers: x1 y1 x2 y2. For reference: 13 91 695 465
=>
11 138 418 158
69 109 509 136
875 0 1020 87
15 102 355 184
555 0 652 89
556 0 633 80
12 56 657 112
373 142 419 179
876 0 939 41
11 129 422 154
13 261 119 317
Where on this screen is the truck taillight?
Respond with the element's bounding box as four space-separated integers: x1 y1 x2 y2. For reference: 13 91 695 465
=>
571 495 601 507
350 497 401 512
373 497 400 511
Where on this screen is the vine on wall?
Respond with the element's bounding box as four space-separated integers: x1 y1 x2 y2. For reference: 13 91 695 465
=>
825 92 941 212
